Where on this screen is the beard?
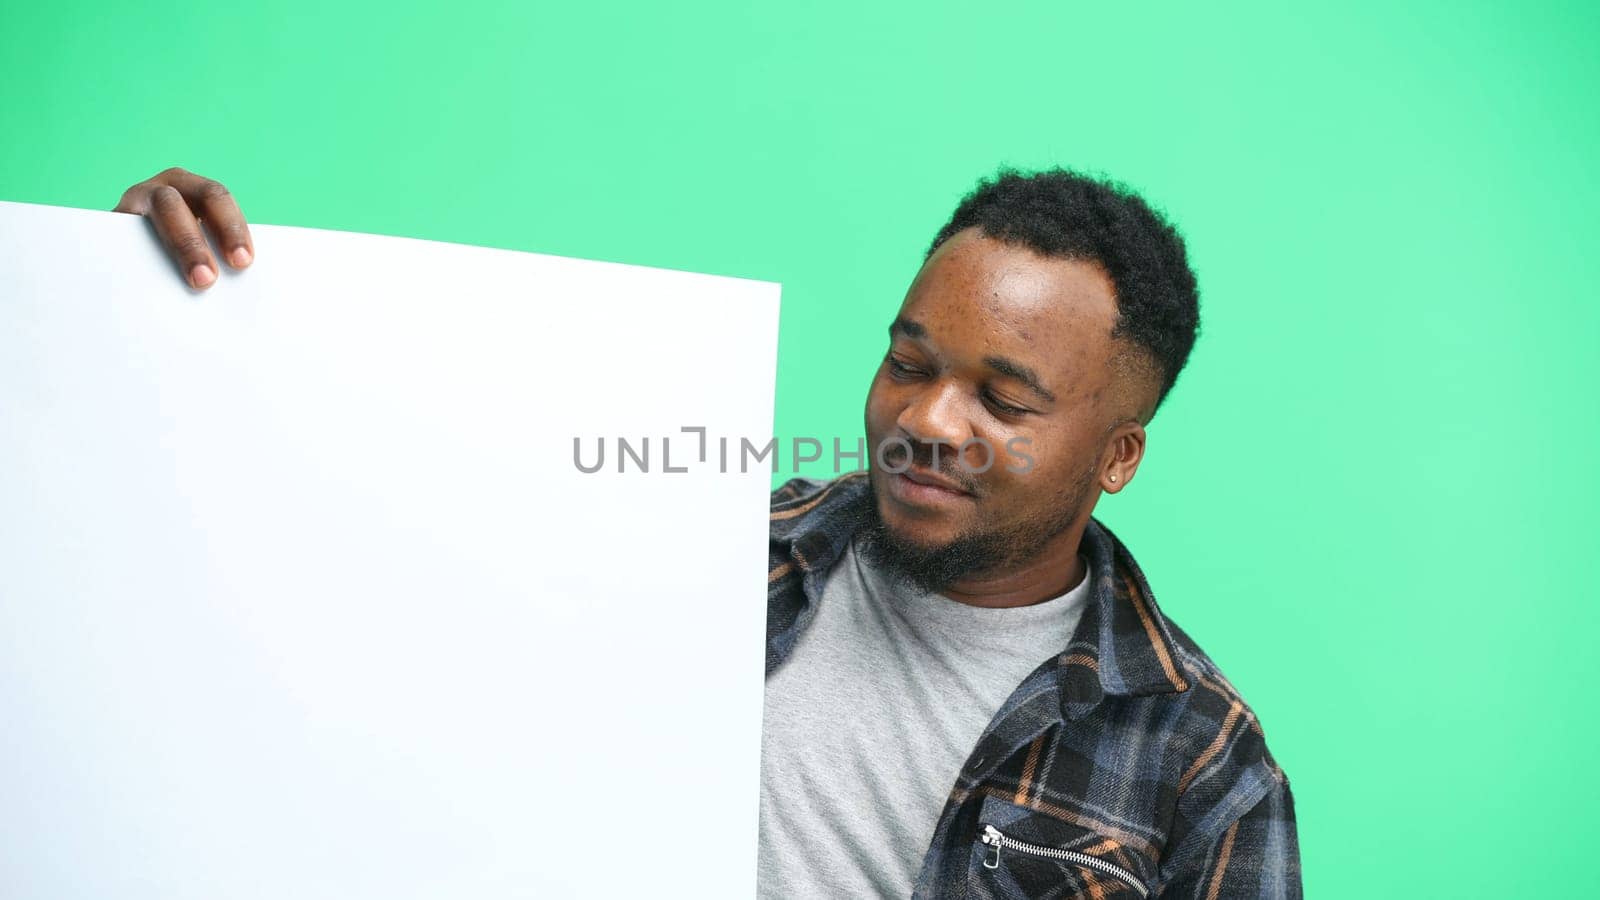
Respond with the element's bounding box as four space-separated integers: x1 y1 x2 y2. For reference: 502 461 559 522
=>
854 457 1098 596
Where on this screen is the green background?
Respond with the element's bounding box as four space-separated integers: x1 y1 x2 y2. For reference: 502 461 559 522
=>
4 1 1596 895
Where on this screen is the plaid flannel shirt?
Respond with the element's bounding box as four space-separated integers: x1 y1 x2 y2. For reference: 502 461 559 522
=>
766 471 1301 899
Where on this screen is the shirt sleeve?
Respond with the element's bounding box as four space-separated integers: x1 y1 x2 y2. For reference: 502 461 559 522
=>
1156 778 1302 899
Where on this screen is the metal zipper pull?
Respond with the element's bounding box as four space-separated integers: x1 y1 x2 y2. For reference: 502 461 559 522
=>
982 824 1003 869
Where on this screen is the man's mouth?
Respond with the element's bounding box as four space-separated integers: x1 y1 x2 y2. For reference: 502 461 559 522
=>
900 465 971 494
886 464 976 508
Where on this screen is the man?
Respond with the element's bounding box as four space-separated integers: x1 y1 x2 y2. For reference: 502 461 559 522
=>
116 166 1301 898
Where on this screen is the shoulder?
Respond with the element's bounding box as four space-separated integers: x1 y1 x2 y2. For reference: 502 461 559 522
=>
767 471 873 575
770 475 832 509
769 470 872 522
1164 616 1287 783
1142 616 1301 887
1144 613 1293 875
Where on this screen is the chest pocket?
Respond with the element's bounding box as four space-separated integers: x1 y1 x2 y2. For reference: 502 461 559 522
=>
966 791 1154 899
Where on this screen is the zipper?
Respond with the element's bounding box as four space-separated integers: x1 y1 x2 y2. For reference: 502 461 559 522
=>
980 824 1148 898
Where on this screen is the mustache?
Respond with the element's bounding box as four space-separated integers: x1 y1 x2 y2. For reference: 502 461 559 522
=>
878 437 982 494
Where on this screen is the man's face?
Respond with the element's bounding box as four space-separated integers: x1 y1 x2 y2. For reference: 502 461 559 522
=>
860 227 1132 591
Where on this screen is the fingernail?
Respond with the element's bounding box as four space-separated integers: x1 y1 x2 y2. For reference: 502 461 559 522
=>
230 247 252 267
191 264 216 288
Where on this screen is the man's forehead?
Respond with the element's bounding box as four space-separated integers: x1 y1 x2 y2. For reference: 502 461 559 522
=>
898 231 1121 372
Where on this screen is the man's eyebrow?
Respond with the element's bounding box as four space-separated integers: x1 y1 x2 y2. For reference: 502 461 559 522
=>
984 355 1057 404
889 317 927 339
891 318 1056 403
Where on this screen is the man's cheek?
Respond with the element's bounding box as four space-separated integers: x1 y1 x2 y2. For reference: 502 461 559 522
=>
863 395 897 455
1003 435 1036 474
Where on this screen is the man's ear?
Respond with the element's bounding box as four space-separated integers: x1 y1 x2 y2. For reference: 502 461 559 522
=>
1101 423 1146 493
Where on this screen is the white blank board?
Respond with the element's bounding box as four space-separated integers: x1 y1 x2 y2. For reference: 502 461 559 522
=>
0 201 780 898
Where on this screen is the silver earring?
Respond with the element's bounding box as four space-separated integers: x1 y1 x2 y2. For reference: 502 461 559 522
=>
1109 475 1118 483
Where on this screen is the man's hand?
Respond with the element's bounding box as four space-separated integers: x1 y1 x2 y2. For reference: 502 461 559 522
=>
114 168 254 290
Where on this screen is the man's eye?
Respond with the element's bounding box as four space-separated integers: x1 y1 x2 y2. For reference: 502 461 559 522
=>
983 391 1029 416
887 357 924 378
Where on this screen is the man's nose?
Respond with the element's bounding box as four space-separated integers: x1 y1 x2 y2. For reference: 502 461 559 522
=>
895 381 972 454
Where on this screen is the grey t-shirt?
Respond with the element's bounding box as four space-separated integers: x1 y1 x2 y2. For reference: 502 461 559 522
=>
757 533 1093 898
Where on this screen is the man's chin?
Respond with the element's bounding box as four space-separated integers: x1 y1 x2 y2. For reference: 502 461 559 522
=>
874 507 963 552
855 517 952 595
856 493 990 595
